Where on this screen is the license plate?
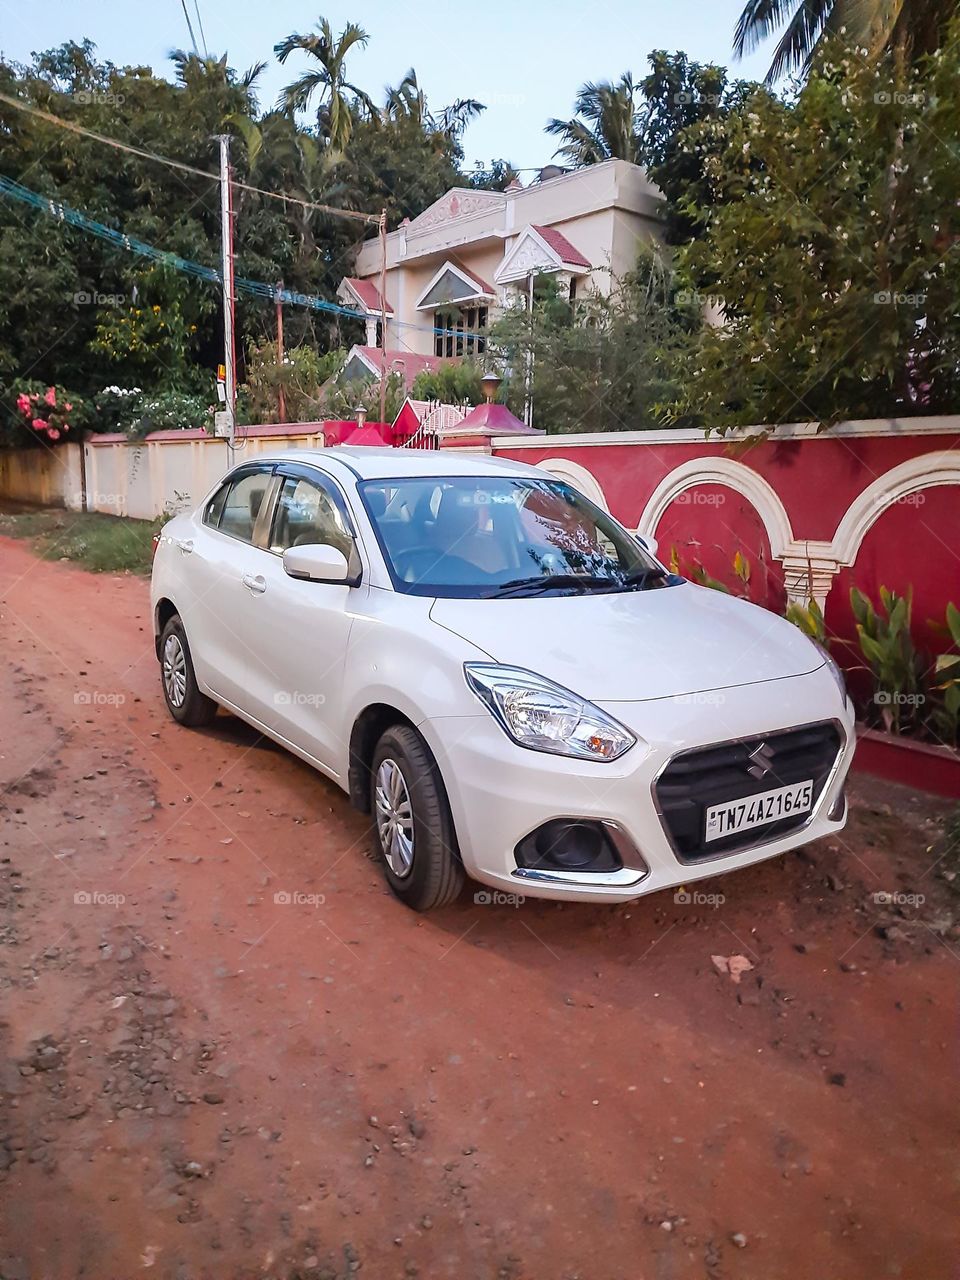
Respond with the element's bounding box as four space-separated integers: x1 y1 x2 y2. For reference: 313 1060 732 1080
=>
704 779 814 843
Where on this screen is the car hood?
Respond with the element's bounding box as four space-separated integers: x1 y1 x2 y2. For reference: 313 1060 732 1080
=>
430 582 824 702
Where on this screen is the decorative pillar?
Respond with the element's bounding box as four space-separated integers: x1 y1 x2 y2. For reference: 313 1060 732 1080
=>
779 541 842 612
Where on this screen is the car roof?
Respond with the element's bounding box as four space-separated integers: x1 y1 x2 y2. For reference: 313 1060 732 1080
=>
253 446 548 482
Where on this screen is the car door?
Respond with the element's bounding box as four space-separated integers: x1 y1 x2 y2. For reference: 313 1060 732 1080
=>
177 462 278 708
243 463 363 776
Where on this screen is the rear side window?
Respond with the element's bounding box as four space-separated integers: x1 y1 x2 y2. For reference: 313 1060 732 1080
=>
205 470 272 543
204 484 228 527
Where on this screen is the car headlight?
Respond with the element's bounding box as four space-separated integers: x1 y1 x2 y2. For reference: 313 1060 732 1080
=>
817 644 848 705
464 664 636 762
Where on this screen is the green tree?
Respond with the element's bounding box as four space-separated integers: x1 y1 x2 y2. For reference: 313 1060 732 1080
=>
274 18 375 152
638 51 760 244
669 29 960 428
488 253 697 434
411 360 484 405
546 74 643 165
383 69 484 146
733 0 956 83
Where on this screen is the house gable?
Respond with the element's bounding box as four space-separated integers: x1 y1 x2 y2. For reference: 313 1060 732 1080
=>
407 188 506 233
415 261 496 311
495 225 592 285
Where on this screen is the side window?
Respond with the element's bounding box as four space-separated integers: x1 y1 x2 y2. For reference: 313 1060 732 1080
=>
204 483 228 527
210 471 272 543
268 475 354 559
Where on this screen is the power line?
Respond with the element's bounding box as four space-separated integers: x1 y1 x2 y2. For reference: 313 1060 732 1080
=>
192 0 210 60
0 91 380 225
179 0 201 59
0 174 490 343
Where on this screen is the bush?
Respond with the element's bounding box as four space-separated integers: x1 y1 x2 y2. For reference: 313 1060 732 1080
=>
241 341 345 424
93 386 213 438
2 382 91 448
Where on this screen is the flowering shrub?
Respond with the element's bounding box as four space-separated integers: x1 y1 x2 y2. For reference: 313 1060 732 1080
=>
15 386 76 442
3 383 90 447
93 386 213 439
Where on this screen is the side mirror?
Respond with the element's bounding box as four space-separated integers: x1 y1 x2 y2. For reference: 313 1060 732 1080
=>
283 542 351 584
635 532 659 557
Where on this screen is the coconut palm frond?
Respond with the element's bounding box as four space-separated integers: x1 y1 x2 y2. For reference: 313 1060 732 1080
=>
733 0 804 58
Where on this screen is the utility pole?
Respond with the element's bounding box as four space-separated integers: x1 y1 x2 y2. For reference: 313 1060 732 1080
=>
218 134 237 446
275 281 286 424
524 271 535 429
378 209 388 426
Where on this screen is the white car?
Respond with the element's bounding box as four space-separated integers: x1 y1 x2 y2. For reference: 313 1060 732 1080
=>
151 448 855 911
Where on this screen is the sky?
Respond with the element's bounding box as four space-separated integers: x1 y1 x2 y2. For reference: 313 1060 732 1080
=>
0 0 773 169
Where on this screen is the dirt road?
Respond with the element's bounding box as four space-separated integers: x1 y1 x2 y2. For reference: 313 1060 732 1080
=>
1 537 957 1280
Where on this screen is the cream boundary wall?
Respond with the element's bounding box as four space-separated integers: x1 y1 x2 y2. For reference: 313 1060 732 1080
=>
0 443 83 509
352 160 664 356
0 431 325 521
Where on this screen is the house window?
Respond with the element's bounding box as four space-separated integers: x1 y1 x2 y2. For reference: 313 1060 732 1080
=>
434 306 488 358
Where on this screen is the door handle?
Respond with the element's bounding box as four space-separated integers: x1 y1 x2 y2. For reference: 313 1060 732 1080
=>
176 538 194 554
241 573 266 594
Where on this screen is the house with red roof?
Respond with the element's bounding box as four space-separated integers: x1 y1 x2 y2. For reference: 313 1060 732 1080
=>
339 159 663 364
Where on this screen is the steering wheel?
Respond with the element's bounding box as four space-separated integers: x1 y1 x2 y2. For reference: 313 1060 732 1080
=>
393 546 487 585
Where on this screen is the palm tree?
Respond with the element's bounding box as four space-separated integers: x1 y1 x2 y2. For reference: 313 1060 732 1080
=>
383 69 484 141
169 50 267 166
545 74 642 167
733 0 955 83
274 17 376 151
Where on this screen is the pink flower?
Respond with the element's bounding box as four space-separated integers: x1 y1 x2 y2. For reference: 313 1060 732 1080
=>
32 418 49 431
44 387 57 407
47 428 61 441
64 402 73 412
16 393 30 415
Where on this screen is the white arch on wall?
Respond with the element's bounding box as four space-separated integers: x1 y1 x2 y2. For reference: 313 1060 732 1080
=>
536 457 610 511
637 457 795 556
830 451 960 565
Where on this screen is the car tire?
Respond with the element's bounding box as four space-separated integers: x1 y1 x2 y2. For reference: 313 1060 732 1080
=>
370 725 464 911
159 614 218 728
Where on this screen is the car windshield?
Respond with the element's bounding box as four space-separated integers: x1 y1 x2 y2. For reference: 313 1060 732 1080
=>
358 475 678 599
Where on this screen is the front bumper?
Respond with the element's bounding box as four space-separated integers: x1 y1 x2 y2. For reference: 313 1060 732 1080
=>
419 667 855 903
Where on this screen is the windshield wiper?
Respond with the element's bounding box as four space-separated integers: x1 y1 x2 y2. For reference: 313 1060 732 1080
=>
488 573 617 598
619 566 670 590
490 566 673 599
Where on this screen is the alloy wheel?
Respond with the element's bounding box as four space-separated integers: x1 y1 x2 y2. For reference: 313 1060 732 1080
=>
162 632 187 708
374 758 415 877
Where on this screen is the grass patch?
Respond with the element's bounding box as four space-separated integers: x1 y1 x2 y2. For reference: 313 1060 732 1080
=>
0 508 160 575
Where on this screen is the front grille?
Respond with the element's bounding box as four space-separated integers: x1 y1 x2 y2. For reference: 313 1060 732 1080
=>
654 721 842 863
